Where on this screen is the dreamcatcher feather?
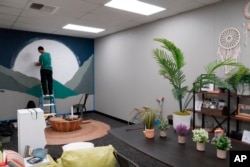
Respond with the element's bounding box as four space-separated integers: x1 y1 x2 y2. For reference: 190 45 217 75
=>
243 1 250 46
217 28 241 74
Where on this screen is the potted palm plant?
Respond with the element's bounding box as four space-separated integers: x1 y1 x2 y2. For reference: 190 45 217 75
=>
157 118 169 137
142 107 157 138
225 65 250 95
153 38 242 129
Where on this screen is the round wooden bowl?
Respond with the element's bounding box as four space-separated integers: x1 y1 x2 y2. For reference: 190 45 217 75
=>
49 117 82 132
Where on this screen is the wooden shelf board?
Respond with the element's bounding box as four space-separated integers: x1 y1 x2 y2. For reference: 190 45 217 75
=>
231 115 250 122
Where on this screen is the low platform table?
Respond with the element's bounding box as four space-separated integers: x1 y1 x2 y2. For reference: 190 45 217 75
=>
109 124 250 167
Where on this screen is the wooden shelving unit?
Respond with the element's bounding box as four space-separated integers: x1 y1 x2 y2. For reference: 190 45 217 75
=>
192 89 231 135
192 89 250 138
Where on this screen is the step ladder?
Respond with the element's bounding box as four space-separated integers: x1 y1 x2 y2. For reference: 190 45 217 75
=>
39 94 57 115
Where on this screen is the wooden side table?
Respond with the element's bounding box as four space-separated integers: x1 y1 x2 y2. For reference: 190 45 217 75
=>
49 117 82 132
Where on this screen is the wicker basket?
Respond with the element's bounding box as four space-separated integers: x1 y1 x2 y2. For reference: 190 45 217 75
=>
49 117 82 132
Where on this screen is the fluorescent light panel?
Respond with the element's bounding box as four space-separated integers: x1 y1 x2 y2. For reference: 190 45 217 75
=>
105 0 165 16
63 24 105 33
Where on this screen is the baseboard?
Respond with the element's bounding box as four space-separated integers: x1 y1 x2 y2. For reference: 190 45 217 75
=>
93 110 131 124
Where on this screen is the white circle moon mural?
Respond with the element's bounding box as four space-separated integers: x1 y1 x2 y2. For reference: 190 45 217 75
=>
12 39 79 84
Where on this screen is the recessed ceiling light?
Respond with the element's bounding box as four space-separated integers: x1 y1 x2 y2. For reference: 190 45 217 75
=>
62 24 105 33
104 0 165 16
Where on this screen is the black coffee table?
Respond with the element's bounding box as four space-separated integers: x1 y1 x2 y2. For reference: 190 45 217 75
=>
109 124 250 167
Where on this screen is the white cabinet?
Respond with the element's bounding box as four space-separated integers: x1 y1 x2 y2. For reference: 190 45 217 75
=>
17 108 47 156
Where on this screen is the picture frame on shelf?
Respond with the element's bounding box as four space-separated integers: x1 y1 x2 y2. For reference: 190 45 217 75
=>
242 130 250 144
236 104 250 119
200 74 215 92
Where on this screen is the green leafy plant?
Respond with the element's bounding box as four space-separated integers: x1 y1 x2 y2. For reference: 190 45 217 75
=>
153 38 242 114
211 135 232 151
225 65 250 93
192 128 209 143
142 107 157 129
157 119 169 131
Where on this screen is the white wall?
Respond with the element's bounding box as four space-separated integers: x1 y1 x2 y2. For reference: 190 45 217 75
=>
95 0 248 123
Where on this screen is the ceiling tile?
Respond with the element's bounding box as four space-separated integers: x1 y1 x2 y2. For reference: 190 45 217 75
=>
0 6 22 15
0 0 28 8
0 0 223 38
0 14 17 22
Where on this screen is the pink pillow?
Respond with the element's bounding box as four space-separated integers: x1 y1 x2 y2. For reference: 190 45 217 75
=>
4 150 24 167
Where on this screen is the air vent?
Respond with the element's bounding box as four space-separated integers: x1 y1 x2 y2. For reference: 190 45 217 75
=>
30 3 58 14
30 3 44 10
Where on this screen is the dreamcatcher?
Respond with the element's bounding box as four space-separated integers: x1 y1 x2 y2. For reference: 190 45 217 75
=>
243 1 250 46
217 27 241 74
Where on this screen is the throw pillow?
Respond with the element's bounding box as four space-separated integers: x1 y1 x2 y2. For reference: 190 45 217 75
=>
4 150 24 167
58 145 116 167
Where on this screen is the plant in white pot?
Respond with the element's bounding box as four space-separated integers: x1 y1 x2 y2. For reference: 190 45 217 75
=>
153 38 242 130
142 107 157 139
157 118 169 137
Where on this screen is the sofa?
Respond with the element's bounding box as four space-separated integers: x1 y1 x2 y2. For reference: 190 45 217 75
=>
4 145 117 167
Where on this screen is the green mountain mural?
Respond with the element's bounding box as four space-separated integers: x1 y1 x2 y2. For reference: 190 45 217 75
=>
0 65 39 92
65 55 94 94
0 54 94 98
26 80 79 98
0 65 40 88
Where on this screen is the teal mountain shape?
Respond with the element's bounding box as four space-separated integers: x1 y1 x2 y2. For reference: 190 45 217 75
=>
65 55 94 94
26 80 78 98
0 65 78 98
0 70 28 93
2 65 40 88
0 65 39 93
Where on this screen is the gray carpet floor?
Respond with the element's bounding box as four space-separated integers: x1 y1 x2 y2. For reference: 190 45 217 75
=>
2 112 170 167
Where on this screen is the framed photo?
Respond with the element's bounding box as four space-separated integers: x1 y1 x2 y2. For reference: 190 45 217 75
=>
242 130 250 144
237 104 250 118
200 74 215 92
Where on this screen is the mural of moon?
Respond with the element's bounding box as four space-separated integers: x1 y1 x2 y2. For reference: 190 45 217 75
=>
12 39 79 84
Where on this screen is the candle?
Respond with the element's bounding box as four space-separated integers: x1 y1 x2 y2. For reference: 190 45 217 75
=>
71 106 73 119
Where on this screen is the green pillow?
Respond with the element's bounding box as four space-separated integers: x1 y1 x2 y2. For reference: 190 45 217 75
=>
58 145 116 167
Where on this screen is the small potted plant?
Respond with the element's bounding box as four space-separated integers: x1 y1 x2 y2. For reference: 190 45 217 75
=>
142 107 157 139
211 134 232 159
157 118 169 137
175 124 189 144
192 128 209 151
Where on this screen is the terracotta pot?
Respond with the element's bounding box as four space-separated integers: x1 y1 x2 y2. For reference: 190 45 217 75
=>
178 136 185 144
196 142 205 151
143 129 155 138
217 149 227 159
159 131 167 137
